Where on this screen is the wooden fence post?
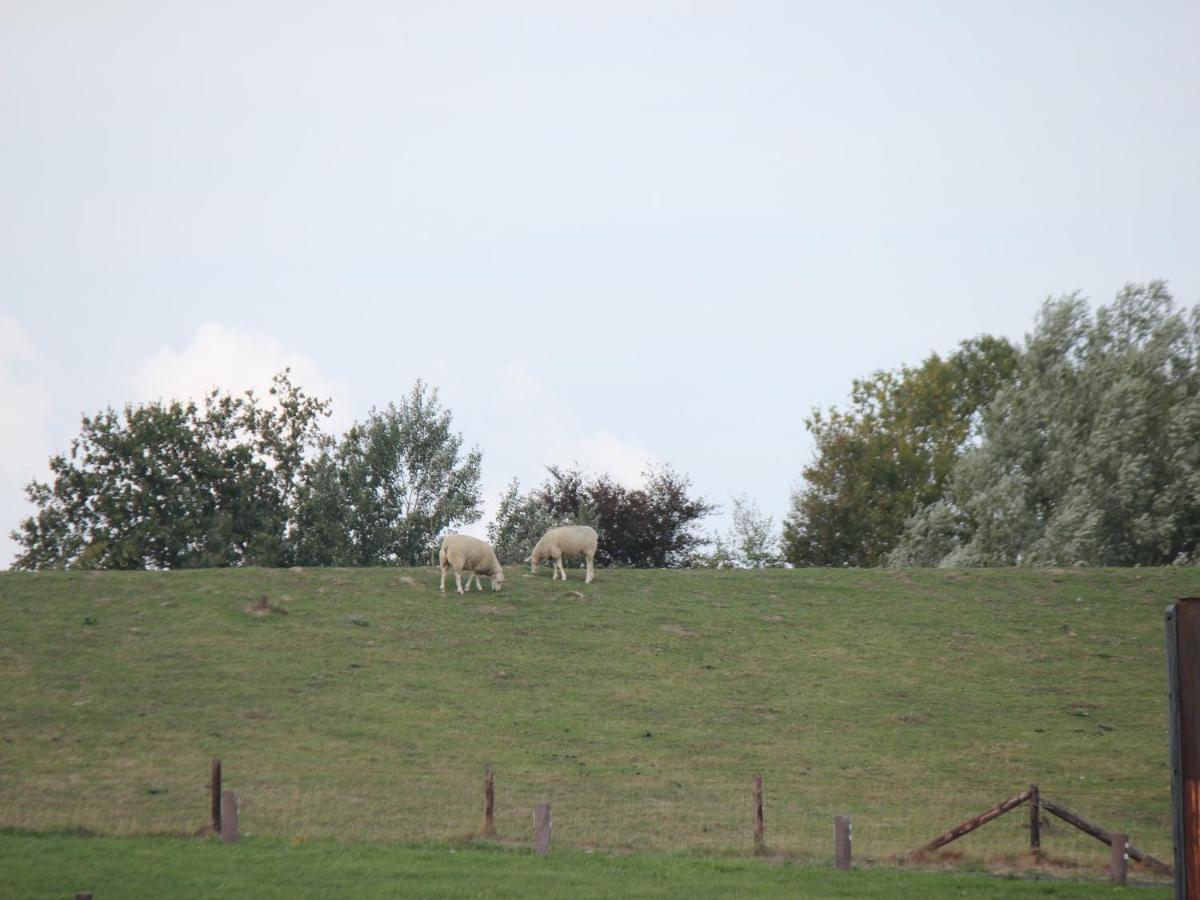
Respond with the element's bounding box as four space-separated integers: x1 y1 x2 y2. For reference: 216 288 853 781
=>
483 766 496 837
753 774 765 854
1167 598 1200 900
835 815 852 870
533 802 551 855
1110 832 1128 886
220 790 239 843
211 758 222 833
1029 784 1040 851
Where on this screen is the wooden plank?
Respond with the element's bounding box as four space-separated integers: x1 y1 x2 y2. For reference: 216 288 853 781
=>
914 788 1033 856
1040 797 1171 875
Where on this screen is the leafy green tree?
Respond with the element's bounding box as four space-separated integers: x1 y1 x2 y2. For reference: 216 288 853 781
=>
896 281 1200 567
489 464 714 568
291 381 483 566
783 336 1018 566
486 478 558 566
697 495 784 568
11 371 330 569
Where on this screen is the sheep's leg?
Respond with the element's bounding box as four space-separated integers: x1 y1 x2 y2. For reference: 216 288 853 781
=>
474 574 483 591
555 557 566 580
585 553 594 584
440 562 448 593
455 571 464 594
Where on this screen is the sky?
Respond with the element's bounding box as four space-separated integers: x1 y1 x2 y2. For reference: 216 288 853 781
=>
2 1 1198 567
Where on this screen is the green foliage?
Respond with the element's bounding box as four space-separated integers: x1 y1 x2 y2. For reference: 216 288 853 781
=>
291 382 483 567
897 281 1200 566
535 464 715 567
784 336 1018 567
486 465 713 568
698 495 784 568
10 371 330 570
485 478 557 565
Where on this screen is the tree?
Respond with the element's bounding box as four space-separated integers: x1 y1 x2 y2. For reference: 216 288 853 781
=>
894 282 1200 567
488 464 715 568
783 336 1018 566
697 495 784 568
11 371 330 569
486 478 558 566
291 381 483 566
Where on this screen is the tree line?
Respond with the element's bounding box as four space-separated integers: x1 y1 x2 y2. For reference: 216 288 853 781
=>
9 377 717 570
785 281 1200 567
11 280 1199 570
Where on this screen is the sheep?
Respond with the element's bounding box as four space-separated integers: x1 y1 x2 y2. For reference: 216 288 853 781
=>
529 525 598 583
439 534 504 595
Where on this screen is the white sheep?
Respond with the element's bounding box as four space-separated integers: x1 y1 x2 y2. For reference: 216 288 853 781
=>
529 525 598 583
439 534 505 595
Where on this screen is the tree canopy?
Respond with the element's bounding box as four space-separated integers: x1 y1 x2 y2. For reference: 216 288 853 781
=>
783 335 1018 566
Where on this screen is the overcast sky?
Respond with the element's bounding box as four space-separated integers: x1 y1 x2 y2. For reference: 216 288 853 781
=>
2 1 1198 567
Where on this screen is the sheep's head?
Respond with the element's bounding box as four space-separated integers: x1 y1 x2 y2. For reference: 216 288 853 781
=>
491 568 505 591
528 549 543 572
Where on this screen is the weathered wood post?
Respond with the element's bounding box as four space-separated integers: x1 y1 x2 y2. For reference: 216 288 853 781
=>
533 802 551 855
211 758 222 833
483 766 496 837
220 790 239 843
1167 598 1200 900
753 774 765 855
1110 832 1128 886
835 815 852 870
1029 784 1040 851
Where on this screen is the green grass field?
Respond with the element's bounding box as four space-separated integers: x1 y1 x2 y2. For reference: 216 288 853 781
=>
0 832 1166 899
1 565 1195 894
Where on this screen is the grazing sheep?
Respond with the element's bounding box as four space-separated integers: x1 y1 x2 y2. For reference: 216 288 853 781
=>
439 534 504 595
529 525 598 583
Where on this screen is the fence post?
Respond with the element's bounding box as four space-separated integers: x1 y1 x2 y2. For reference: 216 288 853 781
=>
483 766 496 837
1029 784 1040 851
211 758 222 833
1166 599 1200 900
1110 832 1128 886
533 802 551 855
753 774 765 855
835 815 852 870
220 790 239 843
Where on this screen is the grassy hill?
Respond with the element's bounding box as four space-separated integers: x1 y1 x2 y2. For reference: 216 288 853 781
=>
1 565 1195 884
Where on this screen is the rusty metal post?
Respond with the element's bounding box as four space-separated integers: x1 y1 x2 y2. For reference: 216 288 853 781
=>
211 758 222 833
1029 784 1040 851
220 790 239 843
835 815 851 870
533 802 551 855
483 766 496 837
753 774 765 854
1110 832 1128 886
1167 598 1200 900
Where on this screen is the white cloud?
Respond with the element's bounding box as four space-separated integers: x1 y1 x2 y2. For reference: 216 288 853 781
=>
0 314 52 567
548 430 657 487
132 322 351 435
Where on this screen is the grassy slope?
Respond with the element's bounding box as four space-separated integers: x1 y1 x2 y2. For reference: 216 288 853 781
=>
1 566 1195 879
